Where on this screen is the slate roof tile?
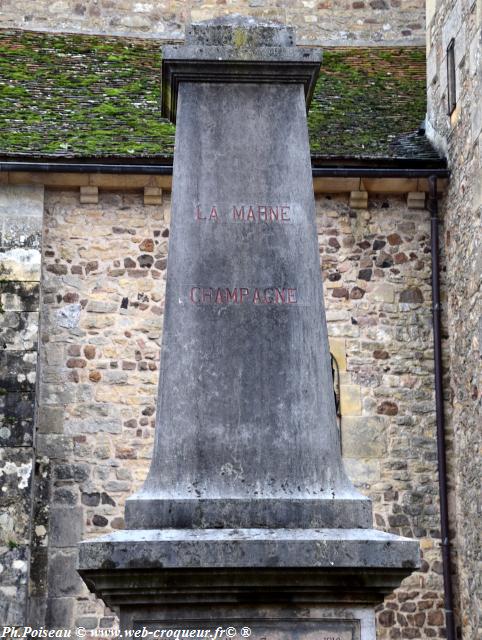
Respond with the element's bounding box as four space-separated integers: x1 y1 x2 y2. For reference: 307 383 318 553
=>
0 29 442 163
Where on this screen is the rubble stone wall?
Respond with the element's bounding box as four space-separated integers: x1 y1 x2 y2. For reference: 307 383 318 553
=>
426 0 482 637
29 188 447 638
0 0 425 45
0 184 44 625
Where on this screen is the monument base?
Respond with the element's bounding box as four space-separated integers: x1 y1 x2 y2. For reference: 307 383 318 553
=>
79 528 419 638
121 605 374 640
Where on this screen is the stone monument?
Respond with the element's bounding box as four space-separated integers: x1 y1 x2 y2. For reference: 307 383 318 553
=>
79 17 419 639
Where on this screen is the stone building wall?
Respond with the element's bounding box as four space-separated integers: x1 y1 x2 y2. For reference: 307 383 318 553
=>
426 0 482 638
0 184 44 624
0 0 425 44
28 187 447 638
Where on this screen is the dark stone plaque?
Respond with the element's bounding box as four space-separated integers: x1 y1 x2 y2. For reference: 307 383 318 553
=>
137 618 360 640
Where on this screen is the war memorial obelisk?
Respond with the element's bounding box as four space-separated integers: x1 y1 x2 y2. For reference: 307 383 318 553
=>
79 17 419 639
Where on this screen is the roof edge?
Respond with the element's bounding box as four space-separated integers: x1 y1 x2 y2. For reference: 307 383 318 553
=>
0 158 449 179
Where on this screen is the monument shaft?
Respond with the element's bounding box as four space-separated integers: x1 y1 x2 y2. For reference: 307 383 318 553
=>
79 21 420 637
147 82 341 496
126 40 369 530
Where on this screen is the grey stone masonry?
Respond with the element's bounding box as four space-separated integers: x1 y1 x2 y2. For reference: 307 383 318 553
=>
126 16 369 531
0 185 43 625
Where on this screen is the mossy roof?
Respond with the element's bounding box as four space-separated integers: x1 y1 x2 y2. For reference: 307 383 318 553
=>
0 29 441 164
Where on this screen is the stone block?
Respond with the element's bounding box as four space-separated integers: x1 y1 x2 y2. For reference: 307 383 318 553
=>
426 0 436 26
371 283 395 303
46 597 75 628
0 185 44 223
0 389 35 447
469 30 480 77
442 0 462 52
407 192 426 209
344 458 381 484
37 405 65 433
102 370 128 385
340 384 362 416
361 178 417 194
0 281 39 312
64 417 122 435
8 172 88 187
78 527 419 573
80 186 99 204
75 617 98 630
313 177 360 193
454 21 467 71
89 174 165 189
0 349 37 388
0 248 41 281
0 311 39 353
144 187 163 205
36 434 73 459
426 44 438 86
349 190 368 209
0 449 33 565
1 216 42 251
341 416 386 459
54 303 81 329
40 383 76 405
329 337 347 372
0 546 29 625
87 299 117 313
48 550 85 597
471 98 482 143
28 597 48 627
49 506 83 547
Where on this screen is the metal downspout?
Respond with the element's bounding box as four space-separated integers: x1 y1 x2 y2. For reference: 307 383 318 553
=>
428 175 457 640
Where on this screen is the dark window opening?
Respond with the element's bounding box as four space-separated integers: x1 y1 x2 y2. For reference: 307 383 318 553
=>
447 38 456 116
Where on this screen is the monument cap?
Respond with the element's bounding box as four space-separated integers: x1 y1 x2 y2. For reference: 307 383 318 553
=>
186 15 295 48
161 16 322 122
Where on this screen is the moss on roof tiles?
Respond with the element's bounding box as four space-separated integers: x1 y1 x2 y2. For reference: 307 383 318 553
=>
309 47 435 160
0 29 440 161
0 30 175 157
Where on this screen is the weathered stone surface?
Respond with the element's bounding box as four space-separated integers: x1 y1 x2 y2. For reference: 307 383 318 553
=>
0 186 43 278
0 447 33 624
0 545 29 625
48 550 85 597
0 448 33 546
426 0 482 636
55 303 81 329
36 434 73 459
0 1 426 44
46 598 75 629
127 18 372 532
341 416 386 459
339 384 362 416
0 348 37 447
0 83 442 638
79 527 419 571
25 187 443 634
400 287 424 304
74 19 425 638
49 507 83 547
